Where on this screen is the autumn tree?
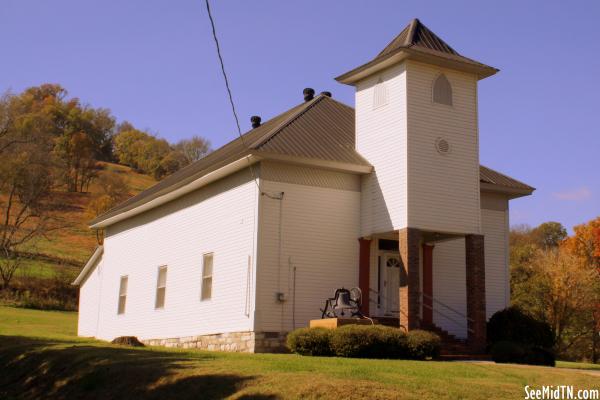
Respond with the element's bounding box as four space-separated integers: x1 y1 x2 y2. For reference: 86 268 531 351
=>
113 129 198 179
515 248 600 357
86 172 130 220
174 135 210 165
0 93 60 289
532 222 568 249
511 219 600 361
562 217 600 362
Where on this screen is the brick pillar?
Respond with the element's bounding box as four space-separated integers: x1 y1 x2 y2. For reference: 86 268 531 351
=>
465 234 486 350
399 228 421 330
358 238 371 315
422 244 434 326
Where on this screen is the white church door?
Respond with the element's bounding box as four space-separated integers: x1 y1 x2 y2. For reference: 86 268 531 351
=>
382 253 401 316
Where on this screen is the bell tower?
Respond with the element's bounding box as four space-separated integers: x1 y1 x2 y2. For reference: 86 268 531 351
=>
336 18 498 237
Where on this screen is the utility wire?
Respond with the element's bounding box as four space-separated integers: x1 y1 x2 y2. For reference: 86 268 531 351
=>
204 0 260 188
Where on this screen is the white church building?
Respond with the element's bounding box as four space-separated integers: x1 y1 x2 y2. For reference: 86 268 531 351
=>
74 19 533 353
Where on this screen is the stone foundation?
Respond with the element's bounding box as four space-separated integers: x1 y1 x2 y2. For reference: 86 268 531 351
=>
143 331 288 353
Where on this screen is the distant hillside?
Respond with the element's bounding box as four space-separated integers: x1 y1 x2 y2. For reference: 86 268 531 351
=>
19 162 156 282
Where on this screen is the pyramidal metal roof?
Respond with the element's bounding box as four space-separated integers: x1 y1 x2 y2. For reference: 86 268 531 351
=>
378 18 460 58
336 18 498 84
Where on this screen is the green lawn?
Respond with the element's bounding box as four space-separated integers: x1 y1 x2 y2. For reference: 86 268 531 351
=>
0 306 598 399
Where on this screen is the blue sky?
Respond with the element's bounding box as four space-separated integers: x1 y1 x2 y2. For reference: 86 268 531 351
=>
2 1 598 232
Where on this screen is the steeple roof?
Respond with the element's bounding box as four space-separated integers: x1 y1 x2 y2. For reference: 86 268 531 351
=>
378 18 460 58
336 18 498 84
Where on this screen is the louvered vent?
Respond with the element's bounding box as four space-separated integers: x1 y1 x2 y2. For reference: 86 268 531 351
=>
433 74 453 106
435 137 451 154
373 77 388 109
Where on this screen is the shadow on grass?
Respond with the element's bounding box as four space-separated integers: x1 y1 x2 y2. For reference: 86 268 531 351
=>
0 335 266 400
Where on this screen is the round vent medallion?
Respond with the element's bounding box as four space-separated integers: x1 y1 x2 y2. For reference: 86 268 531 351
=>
435 137 451 154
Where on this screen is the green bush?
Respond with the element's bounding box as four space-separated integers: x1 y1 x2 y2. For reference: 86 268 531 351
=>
490 340 527 363
523 347 556 367
406 330 441 360
490 341 555 367
330 325 406 358
286 328 333 356
287 325 441 359
487 307 554 349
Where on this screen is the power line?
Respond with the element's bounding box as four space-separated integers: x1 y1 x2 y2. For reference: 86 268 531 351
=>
204 0 244 146
204 0 285 201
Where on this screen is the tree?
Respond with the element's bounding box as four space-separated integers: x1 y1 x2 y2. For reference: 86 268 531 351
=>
113 129 173 179
561 217 600 362
563 217 600 269
512 247 600 358
86 172 130 220
0 113 59 289
174 135 210 165
532 222 568 249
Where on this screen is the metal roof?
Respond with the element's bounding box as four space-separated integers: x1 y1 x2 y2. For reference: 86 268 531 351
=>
480 165 535 192
91 94 533 227
336 19 498 84
90 95 369 226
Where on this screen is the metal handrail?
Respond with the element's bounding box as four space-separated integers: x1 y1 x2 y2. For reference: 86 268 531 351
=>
369 288 473 334
421 301 474 334
420 291 473 323
368 288 399 314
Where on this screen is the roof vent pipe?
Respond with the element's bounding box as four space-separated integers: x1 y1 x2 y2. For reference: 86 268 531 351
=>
320 91 332 97
303 88 315 102
250 115 261 128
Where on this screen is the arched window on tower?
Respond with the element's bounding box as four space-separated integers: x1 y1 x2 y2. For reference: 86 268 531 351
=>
432 74 453 106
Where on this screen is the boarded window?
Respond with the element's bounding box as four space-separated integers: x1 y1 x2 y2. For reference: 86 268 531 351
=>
117 276 128 315
155 266 167 309
373 77 388 109
433 74 453 106
201 253 213 301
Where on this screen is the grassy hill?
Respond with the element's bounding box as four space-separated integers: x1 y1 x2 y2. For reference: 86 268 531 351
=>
1 306 599 399
6 162 155 307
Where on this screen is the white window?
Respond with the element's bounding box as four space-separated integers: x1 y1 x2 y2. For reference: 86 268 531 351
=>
155 266 167 309
373 77 388 109
433 74 453 106
117 276 128 315
201 253 213 301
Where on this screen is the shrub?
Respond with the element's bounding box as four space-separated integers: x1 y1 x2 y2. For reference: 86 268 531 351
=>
111 336 145 347
406 330 441 360
523 347 556 367
286 328 333 356
490 341 555 367
490 340 527 364
330 325 407 359
287 325 440 360
487 307 554 349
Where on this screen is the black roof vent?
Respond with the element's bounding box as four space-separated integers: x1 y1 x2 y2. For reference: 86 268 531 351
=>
303 88 315 102
250 115 261 129
321 91 332 97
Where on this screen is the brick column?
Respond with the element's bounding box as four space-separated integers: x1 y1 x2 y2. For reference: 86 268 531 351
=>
358 238 371 315
399 228 421 330
465 234 486 349
422 244 434 326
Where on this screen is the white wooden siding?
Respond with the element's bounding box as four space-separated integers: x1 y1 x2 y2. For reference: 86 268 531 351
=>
430 200 510 338
431 237 467 338
77 255 102 337
406 61 481 234
356 63 408 235
256 163 360 332
89 169 259 341
481 207 510 318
